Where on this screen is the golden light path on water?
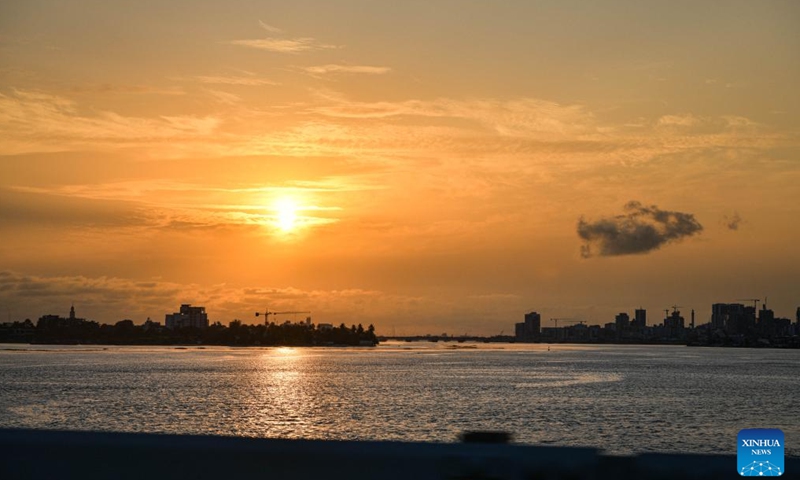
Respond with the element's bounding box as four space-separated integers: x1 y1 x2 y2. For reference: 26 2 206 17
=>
1 343 799 456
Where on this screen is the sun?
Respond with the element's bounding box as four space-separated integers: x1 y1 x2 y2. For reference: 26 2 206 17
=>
274 198 299 232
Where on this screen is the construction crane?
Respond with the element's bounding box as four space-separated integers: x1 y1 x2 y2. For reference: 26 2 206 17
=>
256 309 312 325
736 298 760 310
550 318 585 328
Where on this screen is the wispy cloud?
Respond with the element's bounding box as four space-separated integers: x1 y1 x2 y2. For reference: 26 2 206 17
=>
0 89 220 154
68 84 185 96
0 187 152 230
228 37 339 53
258 20 283 34
658 114 701 128
308 93 596 138
203 89 241 105
722 212 743 231
302 64 391 75
7 177 367 234
193 75 279 86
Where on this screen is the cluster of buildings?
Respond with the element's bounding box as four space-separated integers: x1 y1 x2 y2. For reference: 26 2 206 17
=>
25 304 318 332
515 302 800 345
164 304 209 329
28 304 211 331
37 305 86 329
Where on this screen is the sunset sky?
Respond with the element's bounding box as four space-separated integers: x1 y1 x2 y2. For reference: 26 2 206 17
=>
1 0 798 334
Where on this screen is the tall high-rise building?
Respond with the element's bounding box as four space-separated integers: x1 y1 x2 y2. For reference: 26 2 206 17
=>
758 304 776 337
615 313 630 332
711 303 730 331
515 311 541 342
634 308 647 328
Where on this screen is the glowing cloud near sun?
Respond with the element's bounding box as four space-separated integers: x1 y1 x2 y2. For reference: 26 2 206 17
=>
274 197 299 232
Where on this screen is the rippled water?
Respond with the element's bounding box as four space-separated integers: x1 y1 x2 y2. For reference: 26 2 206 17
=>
1 342 798 456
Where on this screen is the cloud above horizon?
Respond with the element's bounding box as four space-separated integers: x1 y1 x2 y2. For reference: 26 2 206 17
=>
228 37 339 53
258 21 283 34
722 212 743 231
577 201 703 258
193 75 279 86
302 64 391 75
0 270 442 332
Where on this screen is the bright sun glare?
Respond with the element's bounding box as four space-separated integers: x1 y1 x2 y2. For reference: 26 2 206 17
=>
274 198 299 232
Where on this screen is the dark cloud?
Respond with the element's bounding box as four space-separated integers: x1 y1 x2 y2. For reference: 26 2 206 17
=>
722 212 742 231
0 188 151 229
577 201 703 258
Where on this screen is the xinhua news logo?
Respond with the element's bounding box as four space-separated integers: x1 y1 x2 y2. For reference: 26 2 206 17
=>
738 428 784 476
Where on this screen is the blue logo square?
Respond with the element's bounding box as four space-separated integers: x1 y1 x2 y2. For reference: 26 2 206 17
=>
738 428 784 476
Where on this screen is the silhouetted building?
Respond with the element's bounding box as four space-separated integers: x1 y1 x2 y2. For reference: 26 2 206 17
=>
774 317 792 338
711 303 731 331
615 313 630 332
663 310 685 338
165 304 209 329
142 318 162 332
633 309 647 328
37 305 86 330
711 303 755 334
757 304 774 336
711 303 744 332
740 306 757 335
515 311 541 342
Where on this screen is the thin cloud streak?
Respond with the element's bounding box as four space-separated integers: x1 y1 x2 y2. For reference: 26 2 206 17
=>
68 84 186 96
228 38 339 53
258 21 283 34
194 75 279 86
303 64 391 75
0 89 220 154
7 179 357 233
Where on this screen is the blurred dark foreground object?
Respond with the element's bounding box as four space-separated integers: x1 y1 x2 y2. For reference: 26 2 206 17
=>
0 428 797 480
460 431 512 444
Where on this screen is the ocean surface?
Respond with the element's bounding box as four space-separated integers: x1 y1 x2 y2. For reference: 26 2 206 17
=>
0 342 797 456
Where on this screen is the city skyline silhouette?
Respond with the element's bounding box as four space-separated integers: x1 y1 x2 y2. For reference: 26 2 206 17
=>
1 1 798 335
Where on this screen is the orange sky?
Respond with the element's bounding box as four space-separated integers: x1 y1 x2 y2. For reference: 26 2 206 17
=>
1 1 799 334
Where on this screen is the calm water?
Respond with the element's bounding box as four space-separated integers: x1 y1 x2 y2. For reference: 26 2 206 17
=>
0 342 798 456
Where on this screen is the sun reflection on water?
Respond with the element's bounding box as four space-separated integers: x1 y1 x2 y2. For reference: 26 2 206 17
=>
232 347 320 439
